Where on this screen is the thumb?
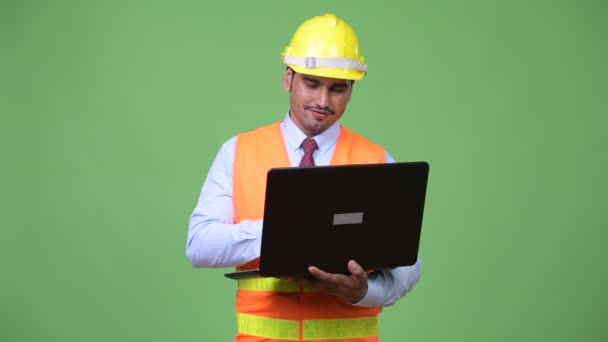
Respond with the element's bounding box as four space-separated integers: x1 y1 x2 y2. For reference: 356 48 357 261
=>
348 260 366 280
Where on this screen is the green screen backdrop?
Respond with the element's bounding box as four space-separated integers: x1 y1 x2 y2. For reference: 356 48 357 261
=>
1 0 606 341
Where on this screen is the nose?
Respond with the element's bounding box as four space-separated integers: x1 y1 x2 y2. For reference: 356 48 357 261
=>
317 88 329 108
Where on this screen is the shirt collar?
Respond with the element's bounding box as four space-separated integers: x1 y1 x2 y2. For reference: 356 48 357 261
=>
281 110 341 153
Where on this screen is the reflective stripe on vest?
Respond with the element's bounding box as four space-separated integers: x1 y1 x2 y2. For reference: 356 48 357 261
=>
237 313 378 341
238 277 318 292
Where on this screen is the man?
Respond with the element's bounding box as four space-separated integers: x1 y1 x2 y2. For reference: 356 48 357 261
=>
187 13 421 342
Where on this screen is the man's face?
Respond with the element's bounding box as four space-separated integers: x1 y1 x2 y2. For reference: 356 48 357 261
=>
283 68 353 137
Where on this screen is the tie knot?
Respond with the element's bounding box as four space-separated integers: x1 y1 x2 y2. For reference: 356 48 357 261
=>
301 138 318 155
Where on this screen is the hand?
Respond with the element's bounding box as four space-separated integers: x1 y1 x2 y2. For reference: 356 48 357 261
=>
287 260 368 303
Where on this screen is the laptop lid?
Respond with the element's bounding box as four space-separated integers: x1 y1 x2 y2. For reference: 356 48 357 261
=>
257 161 429 278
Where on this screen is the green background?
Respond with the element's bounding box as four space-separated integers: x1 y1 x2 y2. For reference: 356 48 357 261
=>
2 0 606 341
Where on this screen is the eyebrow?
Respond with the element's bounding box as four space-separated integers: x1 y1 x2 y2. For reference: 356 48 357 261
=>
302 76 321 85
302 76 350 88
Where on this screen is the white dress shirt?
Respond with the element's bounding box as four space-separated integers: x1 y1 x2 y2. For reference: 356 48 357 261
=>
187 113 421 307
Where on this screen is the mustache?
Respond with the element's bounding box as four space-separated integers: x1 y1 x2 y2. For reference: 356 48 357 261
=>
304 105 335 115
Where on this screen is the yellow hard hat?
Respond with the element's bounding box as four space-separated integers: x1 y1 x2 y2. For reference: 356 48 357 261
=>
282 13 367 81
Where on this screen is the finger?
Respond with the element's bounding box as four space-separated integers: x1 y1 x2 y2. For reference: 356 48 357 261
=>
308 266 335 282
348 260 367 282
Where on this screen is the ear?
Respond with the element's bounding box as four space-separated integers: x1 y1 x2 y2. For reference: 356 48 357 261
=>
282 68 293 92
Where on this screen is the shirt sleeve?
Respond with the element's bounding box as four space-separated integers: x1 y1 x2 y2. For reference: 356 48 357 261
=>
351 150 422 307
354 258 422 307
186 136 263 268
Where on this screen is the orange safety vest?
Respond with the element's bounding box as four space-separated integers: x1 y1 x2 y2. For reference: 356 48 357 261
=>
233 121 386 342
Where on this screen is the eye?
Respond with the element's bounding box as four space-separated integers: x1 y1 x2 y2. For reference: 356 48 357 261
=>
305 81 319 89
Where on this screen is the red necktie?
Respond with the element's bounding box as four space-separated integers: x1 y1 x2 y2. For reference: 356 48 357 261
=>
299 138 318 167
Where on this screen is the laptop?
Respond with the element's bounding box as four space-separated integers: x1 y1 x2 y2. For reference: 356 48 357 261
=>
224 161 429 280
